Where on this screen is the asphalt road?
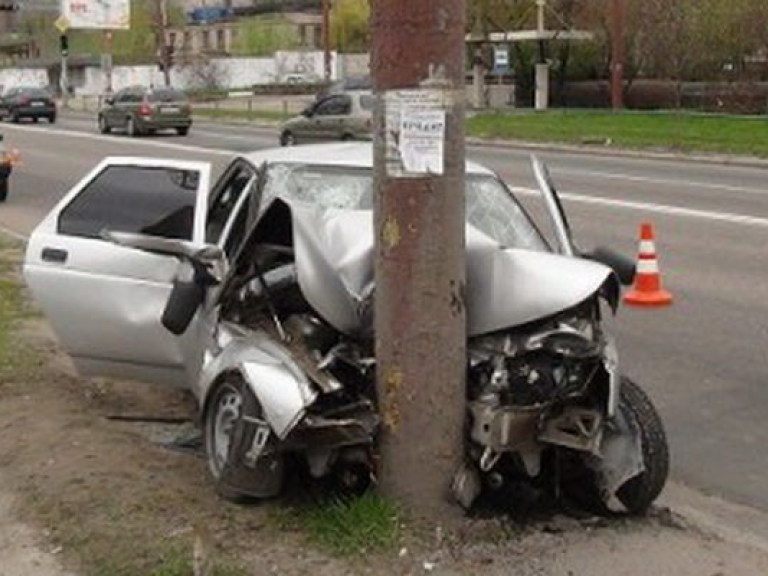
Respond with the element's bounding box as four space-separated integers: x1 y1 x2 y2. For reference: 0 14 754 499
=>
1 111 767 514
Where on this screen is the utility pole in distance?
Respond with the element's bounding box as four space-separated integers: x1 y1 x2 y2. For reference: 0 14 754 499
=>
610 0 627 110
372 0 467 519
322 0 331 85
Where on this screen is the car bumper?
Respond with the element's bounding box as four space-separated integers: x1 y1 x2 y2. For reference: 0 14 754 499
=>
136 116 193 130
6 106 56 118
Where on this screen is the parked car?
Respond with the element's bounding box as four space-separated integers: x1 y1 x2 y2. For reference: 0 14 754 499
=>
0 86 56 124
0 134 14 202
279 91 373 146
22 143 668 512
97 86 192 137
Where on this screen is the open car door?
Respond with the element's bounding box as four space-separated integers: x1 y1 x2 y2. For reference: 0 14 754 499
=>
24 157 211 387
530 155 575 257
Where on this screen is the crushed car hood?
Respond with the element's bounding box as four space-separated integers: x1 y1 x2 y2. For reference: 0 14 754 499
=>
286 201 614 337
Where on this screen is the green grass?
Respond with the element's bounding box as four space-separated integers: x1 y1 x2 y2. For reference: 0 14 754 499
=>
292 492 400 557
467 110 768 157
0 241 40 384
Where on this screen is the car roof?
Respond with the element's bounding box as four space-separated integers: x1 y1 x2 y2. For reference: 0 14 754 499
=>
240 142 494 175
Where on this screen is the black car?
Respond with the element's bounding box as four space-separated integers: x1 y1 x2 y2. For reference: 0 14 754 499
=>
0 87 56 123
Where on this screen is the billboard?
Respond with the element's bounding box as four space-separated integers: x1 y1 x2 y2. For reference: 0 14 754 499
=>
61 0 130 30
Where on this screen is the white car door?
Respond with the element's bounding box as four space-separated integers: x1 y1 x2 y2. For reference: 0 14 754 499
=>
24 157 212 387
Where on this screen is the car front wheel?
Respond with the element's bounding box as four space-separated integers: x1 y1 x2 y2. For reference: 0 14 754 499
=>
614 377 670 514
177 127 189 136
204 376 285 502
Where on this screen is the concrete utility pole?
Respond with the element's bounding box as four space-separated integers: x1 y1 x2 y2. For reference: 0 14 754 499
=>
154 0 171 86
610 0 627 110
372 0 467 518
322 0 331 84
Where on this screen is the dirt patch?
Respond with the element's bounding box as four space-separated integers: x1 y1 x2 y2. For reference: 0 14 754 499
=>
2 242 768 576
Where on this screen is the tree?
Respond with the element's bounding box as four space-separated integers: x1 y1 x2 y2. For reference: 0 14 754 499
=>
232 16 298 56
330 0 370 52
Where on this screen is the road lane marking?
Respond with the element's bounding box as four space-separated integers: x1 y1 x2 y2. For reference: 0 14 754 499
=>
0 124 233 157
2 123 765 234
511 186 768 228
555 167 768 197
0 223 27 241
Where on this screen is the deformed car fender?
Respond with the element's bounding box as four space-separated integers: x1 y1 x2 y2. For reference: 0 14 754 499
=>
197 324 318 439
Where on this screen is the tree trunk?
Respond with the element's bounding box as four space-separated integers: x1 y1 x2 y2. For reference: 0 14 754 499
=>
371 0 467 520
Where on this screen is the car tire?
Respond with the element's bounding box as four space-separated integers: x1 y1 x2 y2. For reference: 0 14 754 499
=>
10 110 19 123
48 115 56 124
614 377 670 514
98 115 110 134
0 178 7 203
204 376 285 502
559 376 669 516
32 117 39 123
177 127 189 136
126 116 140 137
341 133 354 141
280 130 296 146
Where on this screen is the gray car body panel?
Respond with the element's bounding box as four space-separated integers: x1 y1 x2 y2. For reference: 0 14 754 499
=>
285 201 613 338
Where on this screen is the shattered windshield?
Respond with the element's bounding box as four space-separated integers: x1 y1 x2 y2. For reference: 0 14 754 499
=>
263 163 548 251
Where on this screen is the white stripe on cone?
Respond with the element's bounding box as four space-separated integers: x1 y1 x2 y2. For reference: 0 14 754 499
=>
636 259 660 274
639 240 656 254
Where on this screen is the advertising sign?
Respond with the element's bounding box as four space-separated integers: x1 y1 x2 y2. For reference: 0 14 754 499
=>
62 0 130 30
493 46 509 73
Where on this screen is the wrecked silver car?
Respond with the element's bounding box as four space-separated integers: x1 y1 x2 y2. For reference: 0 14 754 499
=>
23 143 668 513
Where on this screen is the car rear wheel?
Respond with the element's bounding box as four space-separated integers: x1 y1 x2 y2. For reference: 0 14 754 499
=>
177 127 189 136
0 178 7 203
31 117 38 123
48 115 56 124
204 376 285 502
126 116 140 137
280 130 296 146
98 115 110 134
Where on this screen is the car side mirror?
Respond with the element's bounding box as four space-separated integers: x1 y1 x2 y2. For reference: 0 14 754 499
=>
162 260 207 335
301 107 313 117
582 246 636 286
104 96 114 106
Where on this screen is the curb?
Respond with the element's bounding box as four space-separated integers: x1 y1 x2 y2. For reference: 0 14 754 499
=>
464 136 768 170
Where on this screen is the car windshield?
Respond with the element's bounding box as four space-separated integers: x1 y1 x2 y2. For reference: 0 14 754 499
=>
263 164 548 251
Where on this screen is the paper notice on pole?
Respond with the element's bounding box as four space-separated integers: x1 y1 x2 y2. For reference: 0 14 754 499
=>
385 89 448 177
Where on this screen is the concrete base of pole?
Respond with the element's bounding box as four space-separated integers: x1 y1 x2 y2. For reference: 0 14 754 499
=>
535 62 549 110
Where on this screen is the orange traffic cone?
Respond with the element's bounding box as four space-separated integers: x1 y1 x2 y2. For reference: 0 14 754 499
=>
624 222 673 307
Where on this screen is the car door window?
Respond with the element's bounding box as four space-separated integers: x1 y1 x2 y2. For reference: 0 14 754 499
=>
58 165 201 240
206 162 256 245
314 95 351 116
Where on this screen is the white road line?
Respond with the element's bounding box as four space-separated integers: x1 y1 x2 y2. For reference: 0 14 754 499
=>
0 124 233 157
0 223 27 241
556 167 768 197
511 186 768 228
